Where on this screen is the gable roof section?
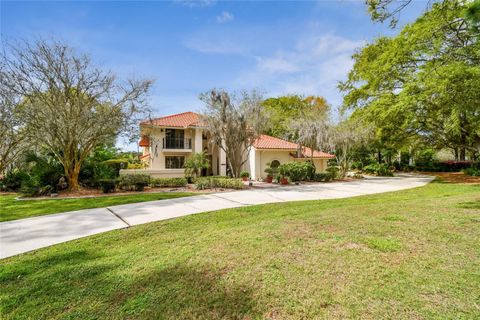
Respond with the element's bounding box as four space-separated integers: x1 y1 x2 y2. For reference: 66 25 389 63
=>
141 112 205 128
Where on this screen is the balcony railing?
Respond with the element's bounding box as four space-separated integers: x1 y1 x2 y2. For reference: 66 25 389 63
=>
163 138 192 150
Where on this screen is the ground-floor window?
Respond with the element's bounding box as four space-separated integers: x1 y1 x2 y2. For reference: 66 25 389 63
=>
165 156 185 169
271 160 281 168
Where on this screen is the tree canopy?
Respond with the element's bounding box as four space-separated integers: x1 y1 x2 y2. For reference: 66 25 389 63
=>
2 39 153 189
261 95 329 140
200 89 266 178
341 1 480 160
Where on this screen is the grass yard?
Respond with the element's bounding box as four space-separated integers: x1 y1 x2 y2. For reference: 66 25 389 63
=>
1 181 479 319
0 192 197 222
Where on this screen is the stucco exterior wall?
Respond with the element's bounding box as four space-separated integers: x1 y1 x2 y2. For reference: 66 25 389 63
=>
250 149 330 180
294 158 328 173
255 150 295 179
120 169 185 178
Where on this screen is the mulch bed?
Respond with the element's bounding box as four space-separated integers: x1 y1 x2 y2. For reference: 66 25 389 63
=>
13 186 218 200
421 172 480 184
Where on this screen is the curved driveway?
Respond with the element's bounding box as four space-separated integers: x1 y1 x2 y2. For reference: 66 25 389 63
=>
0 174 433 259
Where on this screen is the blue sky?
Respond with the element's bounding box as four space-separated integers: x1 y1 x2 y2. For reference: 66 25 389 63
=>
1 0 425 149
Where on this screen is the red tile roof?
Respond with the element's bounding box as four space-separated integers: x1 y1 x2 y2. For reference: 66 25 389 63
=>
253 134 298 150
141 112 205 128
294 146 335 159
254 134 334 159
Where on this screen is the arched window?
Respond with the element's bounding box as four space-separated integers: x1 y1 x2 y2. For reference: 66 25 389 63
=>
271 160 280 168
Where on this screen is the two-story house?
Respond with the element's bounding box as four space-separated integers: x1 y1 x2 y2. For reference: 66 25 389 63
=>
122 111 334 180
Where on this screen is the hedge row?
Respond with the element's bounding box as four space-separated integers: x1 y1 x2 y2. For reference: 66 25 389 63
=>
195 177 245 190
150 177 187 188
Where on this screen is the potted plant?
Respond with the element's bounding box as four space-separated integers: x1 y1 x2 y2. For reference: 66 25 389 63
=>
264 163 278 183
240 171 250 181
278 164 290 185
265 174 273 183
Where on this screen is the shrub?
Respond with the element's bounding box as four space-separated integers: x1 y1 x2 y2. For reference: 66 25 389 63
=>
363 163 394 176
103 159 129 175
302 161 316 180
195 177 244 190
325 166 339 179
463 167 480 177
350 161 363 170
264 162 279 178
127 163 144 169
118 174 150 191
99 179 116 193
240 171 250 178
194 177 211 190
278 162 309 182
23 153 64 192
20 176 41 197
312 173 333 182
414 160 474 172
150 177 187 188
1 170 30 191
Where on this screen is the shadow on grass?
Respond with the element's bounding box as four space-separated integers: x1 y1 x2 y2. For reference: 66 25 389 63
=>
1 249 258 319
113 265 258 319
457 200 480 210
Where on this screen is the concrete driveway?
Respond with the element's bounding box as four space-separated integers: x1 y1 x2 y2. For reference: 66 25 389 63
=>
0 174 433 259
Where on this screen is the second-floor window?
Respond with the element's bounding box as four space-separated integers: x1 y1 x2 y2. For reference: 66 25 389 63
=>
165 156 185 169
165 129 185 149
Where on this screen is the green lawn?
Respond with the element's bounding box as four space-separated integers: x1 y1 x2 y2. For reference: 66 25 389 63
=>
0 192 197 222
1 182 479 319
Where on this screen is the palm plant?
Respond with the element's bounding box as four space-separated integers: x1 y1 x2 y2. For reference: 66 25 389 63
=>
184 152 210 179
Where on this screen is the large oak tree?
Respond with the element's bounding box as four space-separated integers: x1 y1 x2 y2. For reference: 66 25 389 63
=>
0 63 28 173
340 1 480 160
2 39 153 190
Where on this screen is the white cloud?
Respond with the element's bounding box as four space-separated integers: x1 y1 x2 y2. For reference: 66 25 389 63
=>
236 34 365 109
174 0 216 8
256 56 299 73
216 11 234 23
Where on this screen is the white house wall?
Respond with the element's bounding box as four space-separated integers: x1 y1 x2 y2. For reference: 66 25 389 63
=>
256 150 294 179
254 149 330 179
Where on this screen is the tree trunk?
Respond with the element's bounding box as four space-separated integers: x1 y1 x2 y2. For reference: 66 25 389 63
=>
65 161 81 191
459 147 466 161
459 131 467 161
377 151 382 163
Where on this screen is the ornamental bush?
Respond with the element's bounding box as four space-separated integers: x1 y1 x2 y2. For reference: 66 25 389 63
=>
463 166 480 177
240 171 250 178
312 173 333 182
278 162 309 182
325 166 340 179
195 177 245 190
363 163 394 176
99 179 116 193
150 177 187 188
118 174 150 191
